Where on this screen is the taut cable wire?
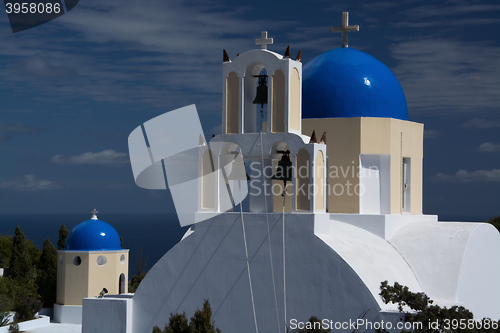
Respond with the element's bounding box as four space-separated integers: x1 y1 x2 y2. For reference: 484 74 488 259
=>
238 179 258 333
260 132 281 333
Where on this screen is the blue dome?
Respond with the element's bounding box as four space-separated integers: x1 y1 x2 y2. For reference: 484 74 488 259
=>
302 48 408 120
65 218 121 251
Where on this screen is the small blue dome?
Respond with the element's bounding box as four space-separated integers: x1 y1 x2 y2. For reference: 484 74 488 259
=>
65 218 121 251
302 48 408 120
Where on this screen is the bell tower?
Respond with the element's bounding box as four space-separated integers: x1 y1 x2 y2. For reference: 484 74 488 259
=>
222 31 303 136
198 32 326 215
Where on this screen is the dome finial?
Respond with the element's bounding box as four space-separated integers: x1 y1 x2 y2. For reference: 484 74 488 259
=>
91 208 98 220
331 12 359 48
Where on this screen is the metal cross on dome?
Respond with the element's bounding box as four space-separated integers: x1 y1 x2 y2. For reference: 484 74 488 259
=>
91 209 98 216
331 12 359 48
256 31 273 50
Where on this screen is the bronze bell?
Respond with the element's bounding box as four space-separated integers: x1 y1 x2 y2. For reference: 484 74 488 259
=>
252 75 268 108
272 150 292 185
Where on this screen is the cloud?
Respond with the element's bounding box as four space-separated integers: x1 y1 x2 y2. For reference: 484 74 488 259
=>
106 131 126 137
0 0 290 111
51 149 129 165
23 53 77 77
393 18 500 28
106 183 131 190
0 174 62 191
0 0 498 120
360 2 399 11
434 169 500 182
0 122 47 141
478 142 500 152
424 129 440 139
463 118 500 128
390 39 500 116
403 3 500 20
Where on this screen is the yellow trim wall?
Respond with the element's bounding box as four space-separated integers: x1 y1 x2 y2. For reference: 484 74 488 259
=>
302 117 423 215
303 118 361 213
57 250 129 306
290 68 301 131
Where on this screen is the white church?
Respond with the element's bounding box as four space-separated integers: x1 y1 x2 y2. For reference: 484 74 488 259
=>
74 13 500 333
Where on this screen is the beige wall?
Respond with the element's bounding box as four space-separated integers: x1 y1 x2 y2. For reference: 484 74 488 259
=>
290 68 301 131
315 150 325 210
57 250 129 306
57 251 89 305
387 119 423 214
303 117 423 215
303 118 361 213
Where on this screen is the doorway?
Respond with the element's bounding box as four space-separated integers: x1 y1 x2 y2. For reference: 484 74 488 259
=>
402 157 411 213
119 273 125 294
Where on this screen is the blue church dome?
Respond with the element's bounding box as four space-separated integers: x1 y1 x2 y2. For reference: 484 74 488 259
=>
65 213 121 251
302 47 408 120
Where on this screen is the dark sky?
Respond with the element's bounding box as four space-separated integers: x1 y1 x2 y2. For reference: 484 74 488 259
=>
0 0 499 219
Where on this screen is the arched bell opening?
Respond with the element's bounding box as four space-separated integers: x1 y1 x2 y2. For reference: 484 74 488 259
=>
226 71 239 134
271 142 292 212
220 142 250 213
296 149 311 211
244 63 268 133
290 67 301 132
201 148 216 209
271 69 285 133
119 273 125 294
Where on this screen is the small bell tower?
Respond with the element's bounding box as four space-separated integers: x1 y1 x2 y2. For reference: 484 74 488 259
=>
198 32 326 215
222 31 303 136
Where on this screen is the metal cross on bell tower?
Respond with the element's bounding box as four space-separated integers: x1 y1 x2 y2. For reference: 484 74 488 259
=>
331 12 359 48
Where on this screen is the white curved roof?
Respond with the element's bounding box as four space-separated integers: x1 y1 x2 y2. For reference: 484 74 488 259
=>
316 220 422 311
389 221 500 318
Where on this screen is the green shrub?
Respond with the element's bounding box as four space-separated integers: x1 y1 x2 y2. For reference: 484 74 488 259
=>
189 299 220 333
8 323 19 333
0 236 13 268
0 294 12 313
165 312 189 333
486 216 500 233
36 239 57 307
16 296 41 321
0 312 10 327
1 273 39 318
128 272 147 293
377 280 500 333
57 225 69 250
152 300 220 333
0 294 13 326
9 226 33 280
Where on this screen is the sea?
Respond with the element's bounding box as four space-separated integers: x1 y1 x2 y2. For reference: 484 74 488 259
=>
0 213 494 279
0 213 188 278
